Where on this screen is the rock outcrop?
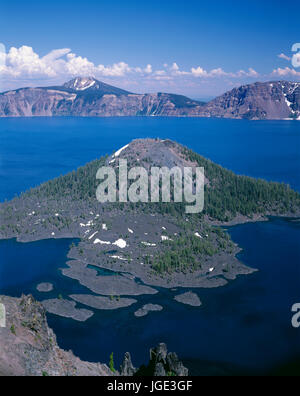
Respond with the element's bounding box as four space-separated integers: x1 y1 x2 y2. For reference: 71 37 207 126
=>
120 352 136 376
134 343 188 376
0 295 112 376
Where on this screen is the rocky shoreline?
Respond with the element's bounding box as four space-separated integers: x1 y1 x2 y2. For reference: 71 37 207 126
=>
64 247 255 291
62 260 158 296
70 294 137 310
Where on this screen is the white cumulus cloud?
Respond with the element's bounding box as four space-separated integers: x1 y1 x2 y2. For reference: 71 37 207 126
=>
0 45 261 84
272 67 300 77
144 64 153 74
191 66 259 78
0 44 279 95
0 46 146 80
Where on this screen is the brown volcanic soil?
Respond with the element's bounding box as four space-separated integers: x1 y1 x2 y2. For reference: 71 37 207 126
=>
0 295 113 376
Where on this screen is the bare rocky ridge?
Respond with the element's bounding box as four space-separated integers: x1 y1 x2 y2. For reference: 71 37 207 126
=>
0 295 113 376
203 81 300 120
0 77 299 119
0 77 204 118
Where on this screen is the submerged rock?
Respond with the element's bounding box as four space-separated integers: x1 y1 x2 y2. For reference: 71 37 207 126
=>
37 283 54 293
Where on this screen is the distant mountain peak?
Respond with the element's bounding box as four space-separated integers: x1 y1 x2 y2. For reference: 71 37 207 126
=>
63 77 99 91
62 76 132 96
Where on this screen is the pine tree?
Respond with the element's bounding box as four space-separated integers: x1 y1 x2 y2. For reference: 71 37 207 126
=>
109 352 116 373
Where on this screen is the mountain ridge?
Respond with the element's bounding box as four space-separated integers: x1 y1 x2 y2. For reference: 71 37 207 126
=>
1 77 299 119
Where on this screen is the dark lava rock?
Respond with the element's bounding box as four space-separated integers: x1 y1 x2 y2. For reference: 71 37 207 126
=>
135 343 188 377
120 352 136 376
174 291 202 307
167 352 189 376
134 304 163 317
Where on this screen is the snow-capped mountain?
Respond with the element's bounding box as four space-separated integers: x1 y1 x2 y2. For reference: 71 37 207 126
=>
62 77 131 95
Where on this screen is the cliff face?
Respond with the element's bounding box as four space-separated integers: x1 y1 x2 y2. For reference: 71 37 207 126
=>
0 77 204 118
0 78 299 120
0 295 113 376
204 81 300 120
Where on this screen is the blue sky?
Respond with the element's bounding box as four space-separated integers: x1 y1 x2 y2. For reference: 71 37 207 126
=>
1 0 299 97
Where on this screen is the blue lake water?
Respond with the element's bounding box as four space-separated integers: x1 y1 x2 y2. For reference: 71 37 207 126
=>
0 117 299 201
0 117 299 375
